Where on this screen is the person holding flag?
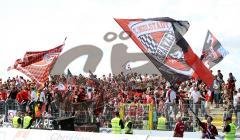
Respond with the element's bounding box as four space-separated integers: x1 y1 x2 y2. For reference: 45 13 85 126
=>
196 115 218 139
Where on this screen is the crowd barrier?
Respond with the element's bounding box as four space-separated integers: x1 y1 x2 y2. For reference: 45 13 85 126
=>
99 128 240 139
0 128 213 140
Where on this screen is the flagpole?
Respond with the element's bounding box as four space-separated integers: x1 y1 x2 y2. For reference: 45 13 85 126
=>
63 37 67 44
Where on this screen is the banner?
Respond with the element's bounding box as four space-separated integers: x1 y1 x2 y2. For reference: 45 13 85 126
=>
8 44 64 83
115 17 214 87
201 30 229 69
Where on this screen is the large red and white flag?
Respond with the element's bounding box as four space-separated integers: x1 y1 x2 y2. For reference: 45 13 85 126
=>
115 17 214 87
8 43 64 83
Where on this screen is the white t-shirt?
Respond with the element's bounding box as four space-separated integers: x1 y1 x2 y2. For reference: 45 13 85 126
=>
191 90 201 104
165 89 176 103
39 91 46 103
31 90 38 102
189 87 194 93
233 93 240 107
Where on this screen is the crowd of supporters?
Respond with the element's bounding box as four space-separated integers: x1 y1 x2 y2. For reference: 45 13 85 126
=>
0 70 240 131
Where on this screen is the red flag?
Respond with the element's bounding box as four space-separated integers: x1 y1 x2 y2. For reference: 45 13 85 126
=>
21 45 63 67
176 38 214 87
7 59 22 71
115 17 214 87
115 18 192 84
8 44 64 83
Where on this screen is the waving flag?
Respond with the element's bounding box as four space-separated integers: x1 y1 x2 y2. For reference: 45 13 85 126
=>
176 37 214 87
115 17 214 87
201 30 229 69
8 43 64 83
21 45 63 67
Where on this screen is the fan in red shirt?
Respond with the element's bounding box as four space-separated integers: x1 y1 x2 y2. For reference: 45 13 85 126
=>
16 87 30 104
0 88 7 101
196 115 218 139
173 116 185 137
141 94 147 104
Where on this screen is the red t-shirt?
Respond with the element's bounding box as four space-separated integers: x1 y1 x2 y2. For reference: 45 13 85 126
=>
118 92 124 97
16 90 29 103
147 97 155 105
174 121 185 137
134 92 142 98
119 97 126 104
141 97 147 104
205 91 212 102
0 91 7 101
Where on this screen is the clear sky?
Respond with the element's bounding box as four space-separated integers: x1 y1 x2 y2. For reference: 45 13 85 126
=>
0 0 240 87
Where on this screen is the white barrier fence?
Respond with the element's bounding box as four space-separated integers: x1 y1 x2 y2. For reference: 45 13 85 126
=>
0 128 229 140
100 128 240 139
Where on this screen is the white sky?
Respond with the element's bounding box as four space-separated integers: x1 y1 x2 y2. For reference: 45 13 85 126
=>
0 0 240 87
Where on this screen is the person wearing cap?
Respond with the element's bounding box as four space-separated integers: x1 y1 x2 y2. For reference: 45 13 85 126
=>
173 116 185 137
111 111 124 134
223 117 236 140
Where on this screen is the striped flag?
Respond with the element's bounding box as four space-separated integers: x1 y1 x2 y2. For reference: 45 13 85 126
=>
8 43 64 83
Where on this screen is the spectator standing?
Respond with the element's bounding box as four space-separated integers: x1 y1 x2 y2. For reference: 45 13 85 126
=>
217 70 224 105
190 85 201 117
38 88 46 111
164 86 176 120
45 88 53 113
233 90 240 125
227 73 236 101
217 70 224 88
8 85 19 100
29 87 38 115
235 95 240 129
213 75 221 108
0 87 7 101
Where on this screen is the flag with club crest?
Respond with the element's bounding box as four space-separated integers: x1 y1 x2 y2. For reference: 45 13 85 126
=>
115 17 214 87
201 30 229 69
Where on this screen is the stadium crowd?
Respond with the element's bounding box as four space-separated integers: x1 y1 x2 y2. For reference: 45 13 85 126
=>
0 70 239 134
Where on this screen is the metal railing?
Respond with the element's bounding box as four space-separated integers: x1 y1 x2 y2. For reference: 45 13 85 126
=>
0 99 238 132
